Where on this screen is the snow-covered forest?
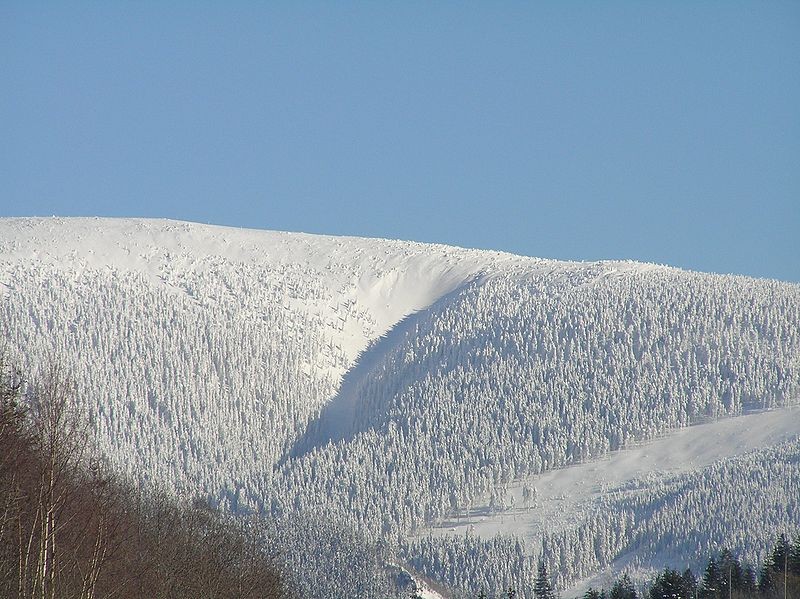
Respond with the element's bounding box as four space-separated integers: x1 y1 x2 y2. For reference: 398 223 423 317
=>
403 439 800 596
1 217 798 597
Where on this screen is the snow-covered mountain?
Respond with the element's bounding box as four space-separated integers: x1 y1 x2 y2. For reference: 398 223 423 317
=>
2 217 799 597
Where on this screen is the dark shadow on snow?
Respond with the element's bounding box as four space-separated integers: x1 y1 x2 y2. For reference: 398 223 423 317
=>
285 277 482 463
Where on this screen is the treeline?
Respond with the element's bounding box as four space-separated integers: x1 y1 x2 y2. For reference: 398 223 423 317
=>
529 438 800 590
462 534 800 599
0 358 286 599
399 424 799 596
581 533 800 599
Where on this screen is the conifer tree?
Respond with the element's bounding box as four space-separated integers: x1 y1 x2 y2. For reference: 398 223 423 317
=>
790 535 800 576
534 560 555 599
757 565 775 596
701 558 722 598
681 568 698 599
771 533 790 574
740 565 756 595
650 568 689 599
718 548 743 595
771 533 791 599
609 573 637 599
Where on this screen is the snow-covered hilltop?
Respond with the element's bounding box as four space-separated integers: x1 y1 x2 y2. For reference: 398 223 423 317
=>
0 217 521 483
1 216 523 356
2 217 799 598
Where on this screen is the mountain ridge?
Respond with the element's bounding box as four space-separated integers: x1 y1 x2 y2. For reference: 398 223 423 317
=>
2 216 798 598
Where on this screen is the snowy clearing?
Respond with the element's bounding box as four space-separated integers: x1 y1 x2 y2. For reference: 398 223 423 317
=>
423 406 800 546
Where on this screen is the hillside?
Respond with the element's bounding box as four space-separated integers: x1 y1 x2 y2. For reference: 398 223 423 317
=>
2 217 799 597
0 217 520 493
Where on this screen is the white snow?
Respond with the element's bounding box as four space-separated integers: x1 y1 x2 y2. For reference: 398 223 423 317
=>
422 406 800 547
0 217 504 362
418 585 446 599
0 216 664 371
3 216 796 597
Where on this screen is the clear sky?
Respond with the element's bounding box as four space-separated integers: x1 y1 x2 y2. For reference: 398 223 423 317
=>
2 2 799 282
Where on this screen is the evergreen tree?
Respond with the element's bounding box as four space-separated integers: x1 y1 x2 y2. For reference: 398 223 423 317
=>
740 565 756 595
650 568 690 599
534 560 555 599
758 565 775 596
583 588 605 599
718 548 743 595
681 568 698 599
790 535 800 576
771 533 790 574
769 533 791 599
610 573 637 599
700 558 723 598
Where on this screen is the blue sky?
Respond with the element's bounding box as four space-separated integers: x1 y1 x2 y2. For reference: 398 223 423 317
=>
2 2 799 282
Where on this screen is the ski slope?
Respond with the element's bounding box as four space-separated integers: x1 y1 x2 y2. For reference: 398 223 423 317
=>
424 406 800 545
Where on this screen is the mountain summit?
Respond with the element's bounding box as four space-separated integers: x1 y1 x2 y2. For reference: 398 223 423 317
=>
2 217 798 597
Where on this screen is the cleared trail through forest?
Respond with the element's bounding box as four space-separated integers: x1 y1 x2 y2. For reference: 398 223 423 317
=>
425 405 800 543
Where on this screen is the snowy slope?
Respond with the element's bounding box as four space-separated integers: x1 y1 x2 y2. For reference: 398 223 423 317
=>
425 407 800 546
0 217 525 493
415 407 800 594
0 216 519 361
2 217 799 598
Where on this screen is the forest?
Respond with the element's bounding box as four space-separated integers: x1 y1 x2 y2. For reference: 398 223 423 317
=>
0 356 286 599
552 535 800 599
2 219 799 597
409 534 800 598
4 355 799 599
